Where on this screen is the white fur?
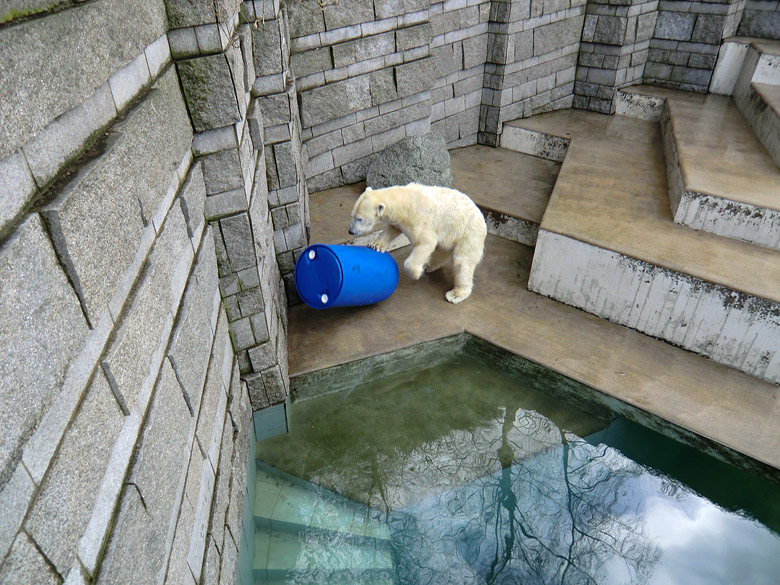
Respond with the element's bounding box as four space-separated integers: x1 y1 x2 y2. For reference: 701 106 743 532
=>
349 183 487 303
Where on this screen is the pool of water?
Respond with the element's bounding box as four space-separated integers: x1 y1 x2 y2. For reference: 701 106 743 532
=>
253 351 780 584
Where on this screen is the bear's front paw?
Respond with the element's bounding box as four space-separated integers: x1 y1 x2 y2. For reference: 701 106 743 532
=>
369 240 388 252
404 258 424 280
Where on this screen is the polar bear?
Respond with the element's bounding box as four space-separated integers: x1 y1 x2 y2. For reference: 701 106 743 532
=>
348 182 487 304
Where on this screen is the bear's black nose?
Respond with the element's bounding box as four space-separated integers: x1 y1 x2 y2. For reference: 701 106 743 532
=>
348 227 355 235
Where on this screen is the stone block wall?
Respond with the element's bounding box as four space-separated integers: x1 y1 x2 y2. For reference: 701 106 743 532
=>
168 0 292 405
286 0 436 193
574 0 658 114
737 0 780 39
430 0 490 148
248 2 311 308
480 0 585 145
0 1 287 583
643 0 745 92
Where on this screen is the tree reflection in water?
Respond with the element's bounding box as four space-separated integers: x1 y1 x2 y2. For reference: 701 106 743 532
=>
389 406 666 584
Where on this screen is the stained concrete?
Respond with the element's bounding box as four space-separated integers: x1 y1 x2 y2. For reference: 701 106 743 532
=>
289 142 780 476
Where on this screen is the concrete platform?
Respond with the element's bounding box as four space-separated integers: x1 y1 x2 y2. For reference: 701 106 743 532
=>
288 140 780 469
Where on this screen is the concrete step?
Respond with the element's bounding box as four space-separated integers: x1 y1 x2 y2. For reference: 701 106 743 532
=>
714 38 780 169
450 144 560 246
618 85 780 252
502 109 780 384
308 145 560 249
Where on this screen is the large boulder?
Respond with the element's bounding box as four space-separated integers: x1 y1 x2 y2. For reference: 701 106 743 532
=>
367 135 453 189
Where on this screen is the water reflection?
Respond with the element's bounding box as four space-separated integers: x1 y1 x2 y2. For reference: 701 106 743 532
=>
258 355 780 584
388 409 780 584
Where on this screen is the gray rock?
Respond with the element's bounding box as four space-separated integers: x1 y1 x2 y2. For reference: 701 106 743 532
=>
102 205 191 411
394 56 435 98
252 18 285 77
201 148 244 196
654 11 696 41
299 75 373 127
195 316 229 460
220 212 257 272
167 227 219 416
208 422 234 553
98 361 191 584
22 83 117 191
24 370 124 576
534 15 584 57
164 0 240 28
291 46 333 78
0 215 89 489
738 10 780 40
322 0 374 30
0 150 37 238
286 0 327 38
594 15 627 46
396 23 432 51
180 163 208 243
367 134 454 189
691 14 725 45
0 464 35 564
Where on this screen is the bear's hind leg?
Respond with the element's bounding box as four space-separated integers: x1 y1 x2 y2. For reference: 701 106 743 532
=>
425 248 451 273
445 250 479 304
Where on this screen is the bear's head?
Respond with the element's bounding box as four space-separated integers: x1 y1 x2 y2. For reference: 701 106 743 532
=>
348 187 386 236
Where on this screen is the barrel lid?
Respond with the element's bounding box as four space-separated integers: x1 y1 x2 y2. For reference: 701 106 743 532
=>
294 245 343 309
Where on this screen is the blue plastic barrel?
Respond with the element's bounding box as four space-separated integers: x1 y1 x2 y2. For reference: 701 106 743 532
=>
294 244 399 309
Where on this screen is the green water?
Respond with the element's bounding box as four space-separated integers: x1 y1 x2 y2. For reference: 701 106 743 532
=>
256 353 780 584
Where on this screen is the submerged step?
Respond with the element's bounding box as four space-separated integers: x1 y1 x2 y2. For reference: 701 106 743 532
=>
254 527 394 582
254 467 391 541
503 109 780 384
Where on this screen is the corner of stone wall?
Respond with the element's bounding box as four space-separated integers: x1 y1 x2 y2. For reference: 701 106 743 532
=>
168 0 293 405
641 0 744 93
573 0 658 114
480 0 585 145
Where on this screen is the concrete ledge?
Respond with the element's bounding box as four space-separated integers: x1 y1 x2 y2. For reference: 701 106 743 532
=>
499 123 569 161
661 92 780 251
529 229 780 384
732 41 780 169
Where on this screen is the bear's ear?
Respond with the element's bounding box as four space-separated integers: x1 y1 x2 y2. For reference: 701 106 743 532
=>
376 203 385 216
